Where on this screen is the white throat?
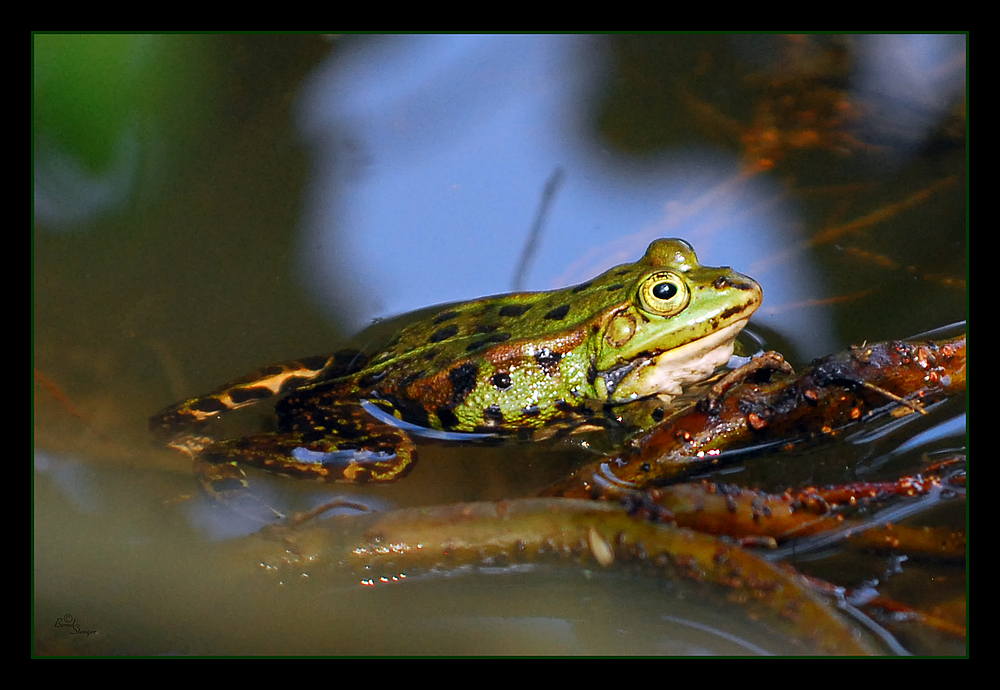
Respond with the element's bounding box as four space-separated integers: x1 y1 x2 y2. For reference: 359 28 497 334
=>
614 318 750 402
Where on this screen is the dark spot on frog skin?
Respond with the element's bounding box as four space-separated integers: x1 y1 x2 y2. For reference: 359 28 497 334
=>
230 386 279 405
605 283 625 292
483 404 504 425
571 281 593 293
719 304 753 321
301 429 332 443
328 349 371 375
521 404 541 417
474 323 501 334
465 332 511 353
191 398 229 414
386 396 432 428
328 419 364 439
436 407 460 428
397 370 427 390
534 347 562 375
491 372 513 390
543 304 571 321
448 362 480 405
429 324 460 343
297 355 335 372
498 304 532 317
365 393 427 428
651 407 665 422
433 310 461 324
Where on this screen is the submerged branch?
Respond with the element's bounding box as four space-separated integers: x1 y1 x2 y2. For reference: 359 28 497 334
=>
240 498 880 655
543 334 965 498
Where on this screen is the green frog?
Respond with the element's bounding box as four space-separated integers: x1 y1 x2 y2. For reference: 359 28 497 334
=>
150 239 762 487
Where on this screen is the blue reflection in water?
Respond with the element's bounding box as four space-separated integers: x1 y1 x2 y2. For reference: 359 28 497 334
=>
294 34 963 358
294 35 835 356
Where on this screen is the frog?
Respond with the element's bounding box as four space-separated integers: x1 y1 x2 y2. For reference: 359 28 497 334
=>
150 238 762 489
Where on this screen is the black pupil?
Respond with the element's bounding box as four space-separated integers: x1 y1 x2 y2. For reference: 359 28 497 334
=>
652 281 678 301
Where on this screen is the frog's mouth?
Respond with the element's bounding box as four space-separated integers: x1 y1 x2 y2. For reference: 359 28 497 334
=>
605 318 751 403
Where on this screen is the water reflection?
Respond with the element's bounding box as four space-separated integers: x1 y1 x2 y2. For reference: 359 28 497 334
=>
296 35 824 348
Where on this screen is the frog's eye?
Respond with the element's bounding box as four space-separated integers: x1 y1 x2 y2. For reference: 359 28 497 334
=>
639 271 690 317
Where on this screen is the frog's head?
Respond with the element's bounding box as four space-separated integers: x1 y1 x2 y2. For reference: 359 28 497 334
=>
592 238 762 403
